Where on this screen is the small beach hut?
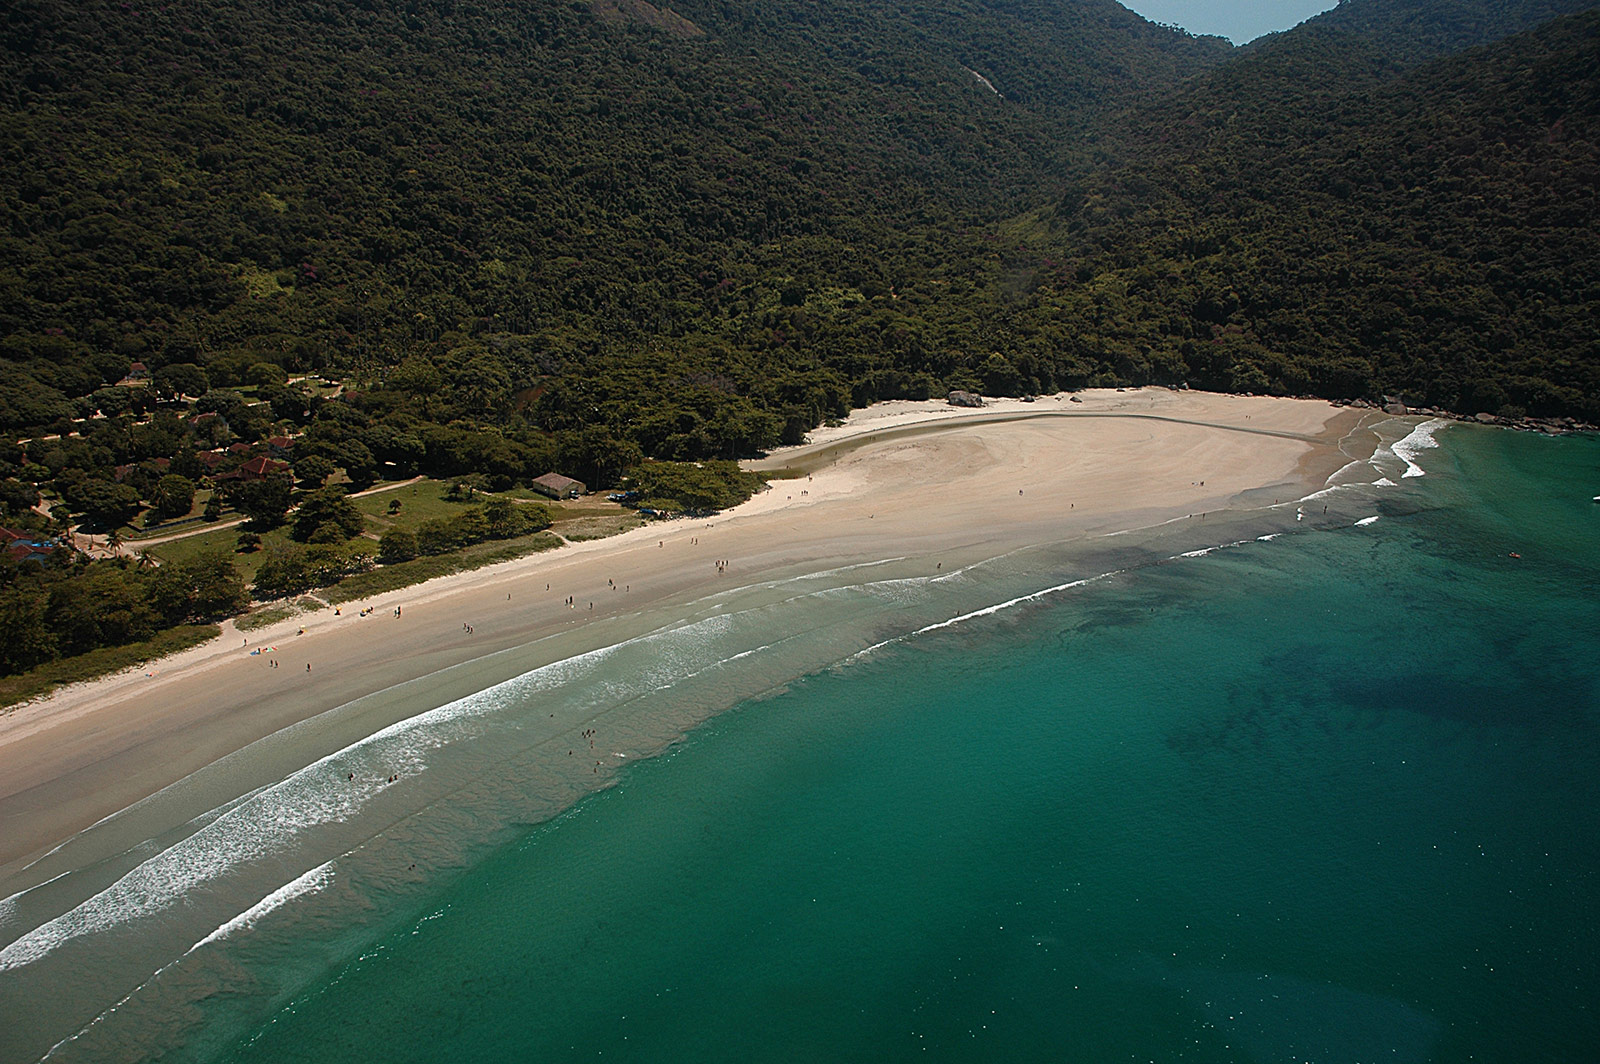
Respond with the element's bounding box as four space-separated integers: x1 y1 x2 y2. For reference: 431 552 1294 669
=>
531 473 587 500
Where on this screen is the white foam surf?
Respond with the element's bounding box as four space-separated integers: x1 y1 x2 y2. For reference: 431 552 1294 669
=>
194 862 335 949
846 570 1121 663
1391 418 1446 478
848 529 1291 664
3 564 1000 976
1296 485 1345 504
1325 459 1367 485
0 604 788 973
37 862 340 1062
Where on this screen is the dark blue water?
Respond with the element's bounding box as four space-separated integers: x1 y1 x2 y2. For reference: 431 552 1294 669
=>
211 426 1599 1064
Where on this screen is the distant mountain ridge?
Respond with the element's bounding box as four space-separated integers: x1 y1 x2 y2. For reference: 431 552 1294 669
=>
1286 0 1600 63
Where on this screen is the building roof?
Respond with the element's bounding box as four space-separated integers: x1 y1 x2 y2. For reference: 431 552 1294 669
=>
1 526 58 563
216 456 291 481
239 456 289 477
532 472 585 493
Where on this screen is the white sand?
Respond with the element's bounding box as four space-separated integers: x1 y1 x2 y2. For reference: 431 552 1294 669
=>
0 389 1370 871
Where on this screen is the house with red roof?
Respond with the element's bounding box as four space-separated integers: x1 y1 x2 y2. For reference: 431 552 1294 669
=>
215 456 291 483
0 526 60 564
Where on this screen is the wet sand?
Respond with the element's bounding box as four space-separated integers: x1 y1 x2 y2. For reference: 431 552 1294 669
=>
0 389 1368 874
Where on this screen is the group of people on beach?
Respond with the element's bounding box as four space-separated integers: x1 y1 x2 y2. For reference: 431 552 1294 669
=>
254 526 751 685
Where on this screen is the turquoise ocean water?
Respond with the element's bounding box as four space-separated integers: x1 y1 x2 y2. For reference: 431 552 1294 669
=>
2 421 1597 1063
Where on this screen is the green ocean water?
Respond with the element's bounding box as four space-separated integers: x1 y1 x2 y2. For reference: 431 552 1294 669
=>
3 422 1597 1063
216 425 1598 1064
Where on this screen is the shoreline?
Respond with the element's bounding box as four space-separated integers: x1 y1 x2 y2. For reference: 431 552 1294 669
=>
0 388 1376 877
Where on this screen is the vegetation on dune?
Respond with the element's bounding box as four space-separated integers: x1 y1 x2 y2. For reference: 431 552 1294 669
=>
0 623 219 709
621 460 767 514
323 531 564 605
0 546 245 676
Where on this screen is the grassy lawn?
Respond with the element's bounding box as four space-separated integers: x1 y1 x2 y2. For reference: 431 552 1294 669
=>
143 522 294 585
350 479 485 534
287 375 344 399
0 625 220 710
496 486 559 502
350 479 632 539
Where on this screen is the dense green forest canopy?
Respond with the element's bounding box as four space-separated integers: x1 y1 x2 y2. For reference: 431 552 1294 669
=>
1020 8 1600 416
1284 0 1599 65
0 0 1230 440
1 0 1596 448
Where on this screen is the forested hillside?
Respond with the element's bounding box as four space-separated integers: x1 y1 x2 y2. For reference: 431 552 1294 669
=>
0 0 1596 446
0 0 1229 444
1016 8 1600 418
1286 0 1598 65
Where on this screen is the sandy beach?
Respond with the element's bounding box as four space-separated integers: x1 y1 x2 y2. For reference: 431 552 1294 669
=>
0 388 1373 877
